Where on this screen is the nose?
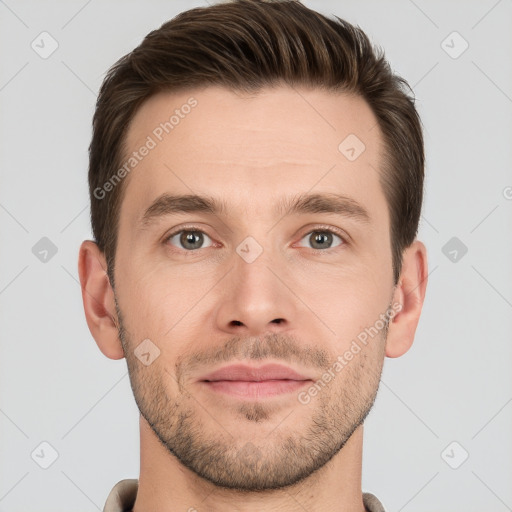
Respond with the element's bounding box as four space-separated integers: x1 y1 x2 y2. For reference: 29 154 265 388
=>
214 241 297 337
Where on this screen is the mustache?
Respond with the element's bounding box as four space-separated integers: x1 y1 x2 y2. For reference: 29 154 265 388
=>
175 332 331 380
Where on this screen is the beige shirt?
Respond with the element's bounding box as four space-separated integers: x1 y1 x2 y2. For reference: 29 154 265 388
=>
103 479 386 512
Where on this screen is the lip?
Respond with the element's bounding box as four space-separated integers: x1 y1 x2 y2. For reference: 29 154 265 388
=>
197 363 312 399
198 363 311 382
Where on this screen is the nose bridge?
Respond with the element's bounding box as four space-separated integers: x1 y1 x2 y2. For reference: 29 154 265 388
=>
215 231 295 336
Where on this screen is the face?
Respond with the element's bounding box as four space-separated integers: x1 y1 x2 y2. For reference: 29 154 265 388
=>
113 85 396 491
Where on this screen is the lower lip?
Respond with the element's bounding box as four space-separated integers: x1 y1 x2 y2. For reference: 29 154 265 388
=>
201 379 311 398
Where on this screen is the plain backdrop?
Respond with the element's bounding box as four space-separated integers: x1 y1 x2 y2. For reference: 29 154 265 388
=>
1 1 511 511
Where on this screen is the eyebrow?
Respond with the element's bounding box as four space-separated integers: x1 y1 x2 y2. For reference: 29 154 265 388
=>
139 192 371 229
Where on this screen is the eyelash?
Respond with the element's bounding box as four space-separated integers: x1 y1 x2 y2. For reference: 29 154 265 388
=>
163 225 348 253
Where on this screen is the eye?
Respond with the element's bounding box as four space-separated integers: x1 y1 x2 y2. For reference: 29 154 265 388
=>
297 228 345 250
165 229 214 251
163 226 346 253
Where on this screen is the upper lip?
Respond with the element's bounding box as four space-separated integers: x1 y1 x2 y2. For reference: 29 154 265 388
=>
198 363 312 382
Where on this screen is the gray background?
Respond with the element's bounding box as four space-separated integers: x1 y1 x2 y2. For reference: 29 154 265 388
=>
1 0 511 510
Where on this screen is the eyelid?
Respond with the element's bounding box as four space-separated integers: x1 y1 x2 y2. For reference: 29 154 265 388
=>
300 224 348 241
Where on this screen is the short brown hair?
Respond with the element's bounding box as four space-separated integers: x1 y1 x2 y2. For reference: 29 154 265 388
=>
89 0 424 286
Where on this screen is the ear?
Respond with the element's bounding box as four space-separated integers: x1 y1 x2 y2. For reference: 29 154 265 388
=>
385 240 428 358
78 240 124 360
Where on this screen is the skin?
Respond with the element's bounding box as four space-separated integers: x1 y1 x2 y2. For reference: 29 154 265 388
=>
78 85 428 512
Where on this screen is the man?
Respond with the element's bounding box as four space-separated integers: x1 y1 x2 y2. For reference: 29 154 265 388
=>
78 0 428 510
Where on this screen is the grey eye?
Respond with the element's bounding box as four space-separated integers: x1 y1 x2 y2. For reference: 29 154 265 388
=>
168 230 213 250
298 230 343 250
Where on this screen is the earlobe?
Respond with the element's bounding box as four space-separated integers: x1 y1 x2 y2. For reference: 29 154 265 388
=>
385 240 428 358
78 240 125 360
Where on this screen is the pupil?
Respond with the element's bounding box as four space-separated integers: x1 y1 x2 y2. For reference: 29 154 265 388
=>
312 232 331 249
182 231 202 249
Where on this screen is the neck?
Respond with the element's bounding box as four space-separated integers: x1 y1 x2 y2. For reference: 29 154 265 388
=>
132 417 367 512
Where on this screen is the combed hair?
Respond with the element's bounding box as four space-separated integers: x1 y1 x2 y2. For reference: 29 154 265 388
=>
89 0 424 286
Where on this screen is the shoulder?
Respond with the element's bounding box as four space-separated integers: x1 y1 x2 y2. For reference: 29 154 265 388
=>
362 491 386 512
103 479 138 512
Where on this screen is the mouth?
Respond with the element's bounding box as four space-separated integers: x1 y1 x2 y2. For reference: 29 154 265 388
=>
197 363 313 399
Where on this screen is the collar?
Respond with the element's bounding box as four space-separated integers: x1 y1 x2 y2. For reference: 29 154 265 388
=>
103 479 386 512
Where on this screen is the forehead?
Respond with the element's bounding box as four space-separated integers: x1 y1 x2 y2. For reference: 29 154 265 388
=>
120 85 387 227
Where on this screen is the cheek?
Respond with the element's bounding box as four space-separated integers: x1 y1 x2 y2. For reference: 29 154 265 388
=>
118 264 209 357
290 261 392 341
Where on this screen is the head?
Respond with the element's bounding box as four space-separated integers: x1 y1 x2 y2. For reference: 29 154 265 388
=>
79 0 427 492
